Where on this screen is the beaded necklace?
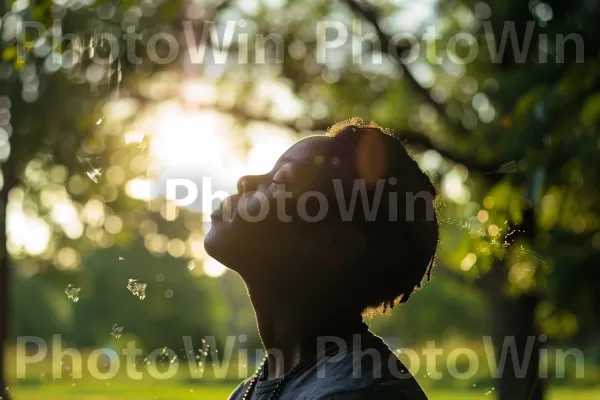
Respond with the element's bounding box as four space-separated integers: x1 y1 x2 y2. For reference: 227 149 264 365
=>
242 343 340 400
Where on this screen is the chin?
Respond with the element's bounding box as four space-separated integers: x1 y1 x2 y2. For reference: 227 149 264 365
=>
203 226 223 260
203 224 241 269
203 219 275 272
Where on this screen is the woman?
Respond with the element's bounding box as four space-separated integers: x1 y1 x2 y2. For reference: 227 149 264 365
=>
204 118 438 399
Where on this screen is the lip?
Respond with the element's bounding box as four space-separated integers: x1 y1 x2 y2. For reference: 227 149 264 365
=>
210 208 223 220
211 195 240 221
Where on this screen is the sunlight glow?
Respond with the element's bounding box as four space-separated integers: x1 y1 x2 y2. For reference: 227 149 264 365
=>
146 98 297 203
244 123 296 175
203 257 227 278
51 202 84 239
8 209 51 256
443 167 470 204
150 104 229 169
126 178 157 200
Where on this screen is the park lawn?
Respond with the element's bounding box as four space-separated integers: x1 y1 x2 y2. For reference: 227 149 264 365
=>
9 383 600 400
10 381 235 399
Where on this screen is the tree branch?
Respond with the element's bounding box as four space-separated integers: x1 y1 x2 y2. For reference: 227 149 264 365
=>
343 0 472 138
129 89 498 173
218 107 497 172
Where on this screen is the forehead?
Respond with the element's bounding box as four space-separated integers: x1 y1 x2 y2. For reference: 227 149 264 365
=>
276 135 357 186
279 135 332 162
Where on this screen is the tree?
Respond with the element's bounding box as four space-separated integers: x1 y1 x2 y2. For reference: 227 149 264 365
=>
0 0 200 397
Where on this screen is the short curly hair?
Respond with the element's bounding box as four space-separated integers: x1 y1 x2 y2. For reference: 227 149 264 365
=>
325 118 439 315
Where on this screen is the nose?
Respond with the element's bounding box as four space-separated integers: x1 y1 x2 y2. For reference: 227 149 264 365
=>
237 175 260 194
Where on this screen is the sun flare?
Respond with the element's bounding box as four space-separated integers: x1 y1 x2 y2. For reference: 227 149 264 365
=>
139 95 296 277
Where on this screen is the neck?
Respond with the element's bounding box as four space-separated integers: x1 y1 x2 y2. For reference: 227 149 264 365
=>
245 278 365 379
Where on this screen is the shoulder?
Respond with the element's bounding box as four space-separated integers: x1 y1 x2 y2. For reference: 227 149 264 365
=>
282 331 427 400
317 380 429 400
227 378 251 400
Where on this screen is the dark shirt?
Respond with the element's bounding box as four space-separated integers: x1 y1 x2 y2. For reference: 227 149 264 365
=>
228 328 428 400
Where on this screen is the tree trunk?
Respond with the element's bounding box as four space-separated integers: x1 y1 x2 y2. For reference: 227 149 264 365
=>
490 291 545 400
0 169 12 400
0 0 9 394
477 201 544 400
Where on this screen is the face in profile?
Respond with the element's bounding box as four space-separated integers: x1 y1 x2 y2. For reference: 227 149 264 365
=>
204 123 439 311
203 135 363 279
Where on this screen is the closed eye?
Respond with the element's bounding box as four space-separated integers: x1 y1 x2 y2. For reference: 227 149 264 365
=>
271 168 291 187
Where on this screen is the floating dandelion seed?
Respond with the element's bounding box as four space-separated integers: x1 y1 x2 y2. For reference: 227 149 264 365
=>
85 168 102 183
126 279 147 300
118 257 125 261
96 117 103 125
111 324 123 338
65 284 81 302
187 260 196 271
78 157 103 183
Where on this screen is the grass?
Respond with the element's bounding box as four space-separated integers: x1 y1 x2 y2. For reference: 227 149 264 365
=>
11 381 234 399
5 347 599 399
8 381 600 399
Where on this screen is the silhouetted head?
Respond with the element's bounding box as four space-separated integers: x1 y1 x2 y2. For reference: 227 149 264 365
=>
204 118 439 315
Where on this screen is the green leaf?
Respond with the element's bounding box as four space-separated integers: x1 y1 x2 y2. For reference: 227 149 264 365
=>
580 93 600 128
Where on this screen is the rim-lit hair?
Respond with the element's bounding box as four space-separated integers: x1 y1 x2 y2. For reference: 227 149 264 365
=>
327 117 394 137
326 117 439 315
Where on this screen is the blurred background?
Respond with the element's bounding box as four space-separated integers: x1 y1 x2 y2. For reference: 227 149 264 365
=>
1 0 600 399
